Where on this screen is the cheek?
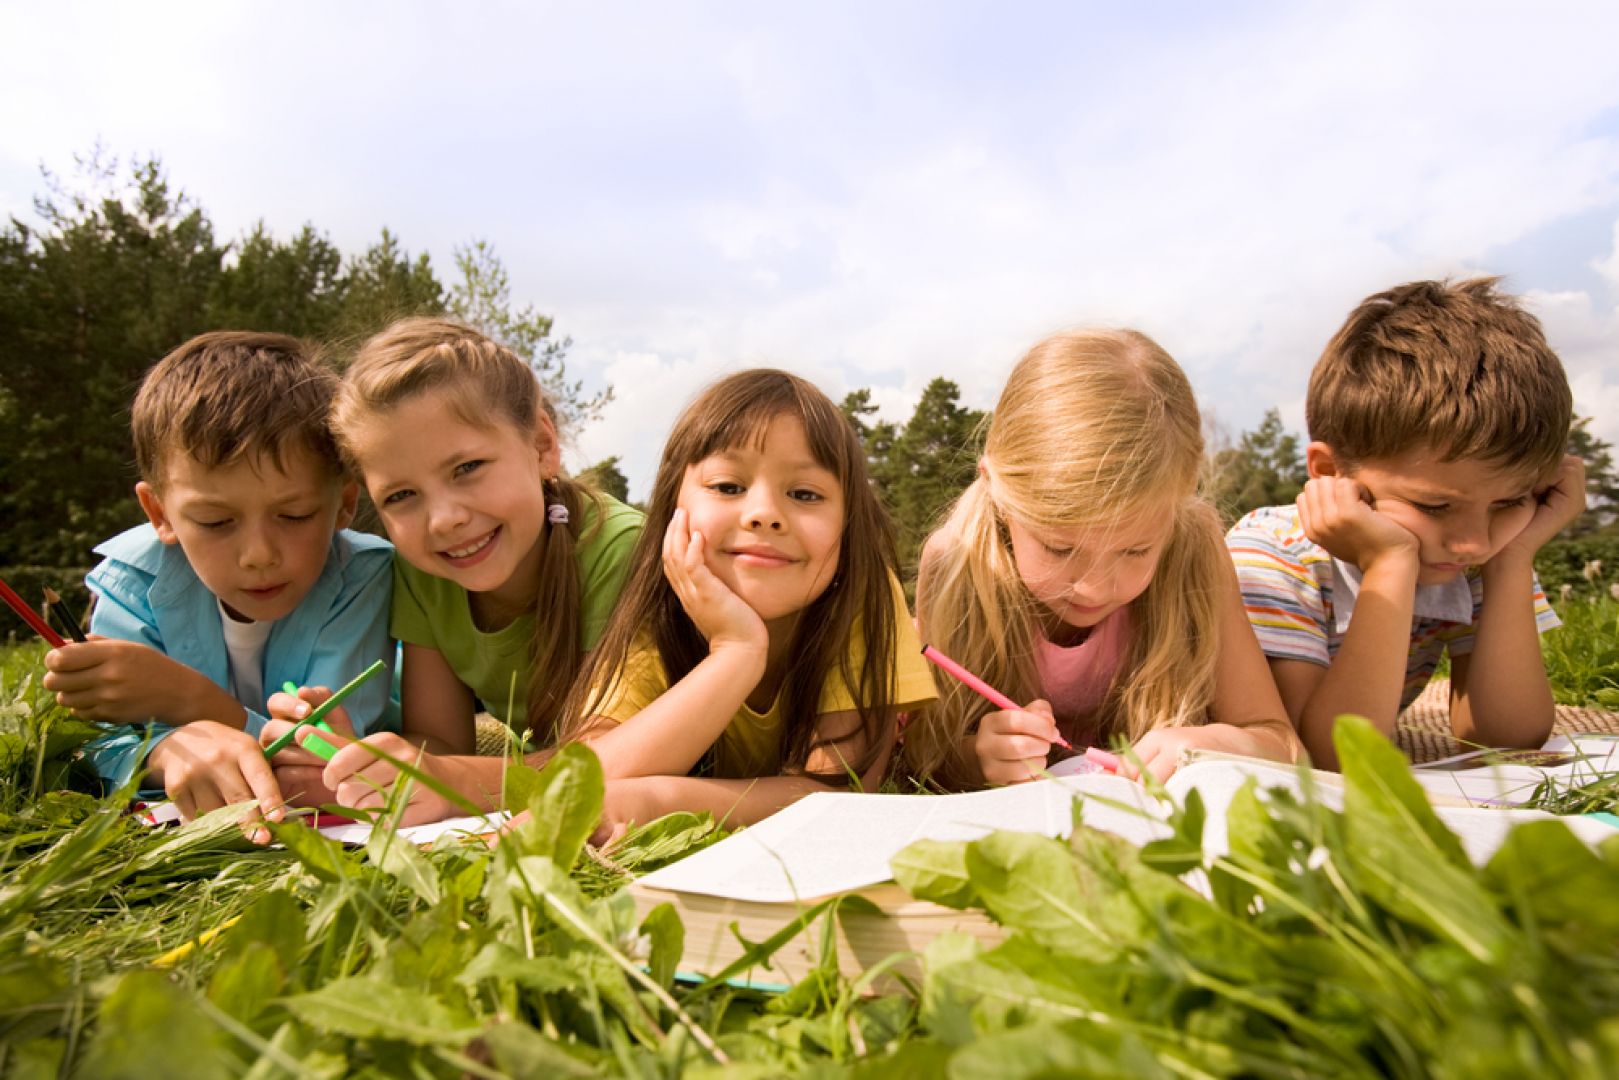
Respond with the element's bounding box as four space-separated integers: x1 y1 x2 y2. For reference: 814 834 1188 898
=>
1492 505 1536 543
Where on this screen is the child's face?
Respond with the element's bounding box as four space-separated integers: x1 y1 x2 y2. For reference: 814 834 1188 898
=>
1318 445 1540 585
137 445 357 623
346 390 559 610
1005 504 1174 636
676 414 845 626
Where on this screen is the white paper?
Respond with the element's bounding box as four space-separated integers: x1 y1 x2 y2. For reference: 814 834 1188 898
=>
317 812 510 845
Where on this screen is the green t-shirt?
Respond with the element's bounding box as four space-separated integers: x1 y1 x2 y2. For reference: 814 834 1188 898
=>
390 493 643 732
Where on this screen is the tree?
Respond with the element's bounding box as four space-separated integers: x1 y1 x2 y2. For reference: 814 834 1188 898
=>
1568 416 1618 535
0 155 227 567
1207 408 1307 523
448 240 608 430
839 388 900 497
334 228 445 342
883 379 986 574
578 455 631 504
208 223 347 338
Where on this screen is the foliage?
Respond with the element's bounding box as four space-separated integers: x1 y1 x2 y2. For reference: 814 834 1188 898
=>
578 456 632 504
842 380 985 578
1541 589 1619 709
5 647 1619 1076
1568 417 1618 535
0 155 589 576
1207 407 1307 524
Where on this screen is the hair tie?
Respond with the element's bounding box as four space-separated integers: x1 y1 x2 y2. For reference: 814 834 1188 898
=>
547 503 570 525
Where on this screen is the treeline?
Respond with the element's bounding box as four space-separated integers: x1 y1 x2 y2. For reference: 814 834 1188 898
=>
2 155 1613 617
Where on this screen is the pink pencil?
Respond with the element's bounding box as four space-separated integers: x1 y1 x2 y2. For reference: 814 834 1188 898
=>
921 643 1074 751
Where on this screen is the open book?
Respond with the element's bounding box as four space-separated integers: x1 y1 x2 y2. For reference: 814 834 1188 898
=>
628 751 1619 989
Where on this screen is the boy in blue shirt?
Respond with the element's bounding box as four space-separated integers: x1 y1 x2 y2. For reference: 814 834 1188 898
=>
42 331 397 837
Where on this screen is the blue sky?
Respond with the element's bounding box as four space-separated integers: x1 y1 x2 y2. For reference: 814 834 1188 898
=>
3 1 1617 497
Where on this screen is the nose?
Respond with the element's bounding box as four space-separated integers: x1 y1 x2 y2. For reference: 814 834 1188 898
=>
1445 515 1491 560
1067 558 1114 604
743 488 785 532
238 523 278 570
427 494 471 537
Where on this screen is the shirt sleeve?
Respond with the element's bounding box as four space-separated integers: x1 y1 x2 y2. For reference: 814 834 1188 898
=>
817 574 940 714
389 557 441 649
81 559 173 794
587 642 668 723
578 506 644 651
1225 519 1332 668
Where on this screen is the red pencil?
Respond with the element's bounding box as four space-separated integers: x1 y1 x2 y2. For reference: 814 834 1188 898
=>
0 575 66 648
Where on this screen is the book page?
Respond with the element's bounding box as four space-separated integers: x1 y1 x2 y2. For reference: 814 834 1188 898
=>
636 783 1084 903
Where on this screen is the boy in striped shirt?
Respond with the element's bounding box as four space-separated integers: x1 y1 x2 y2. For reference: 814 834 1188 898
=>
1226 278 1583 769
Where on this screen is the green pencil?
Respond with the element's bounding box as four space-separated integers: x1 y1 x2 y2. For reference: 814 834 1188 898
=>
262 659 385 761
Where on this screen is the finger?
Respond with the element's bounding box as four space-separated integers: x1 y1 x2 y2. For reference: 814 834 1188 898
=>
266 690 312 721
320 737 372 788
172 785 198 824
239 751 285 822
336 779 390 812
271 764 329 803
994 734 1056 761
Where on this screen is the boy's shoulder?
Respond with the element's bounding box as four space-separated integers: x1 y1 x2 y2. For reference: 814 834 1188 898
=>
93 522 169 573
1226 505 1329 561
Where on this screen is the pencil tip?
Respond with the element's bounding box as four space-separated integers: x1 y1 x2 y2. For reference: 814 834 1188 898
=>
42 586 61 605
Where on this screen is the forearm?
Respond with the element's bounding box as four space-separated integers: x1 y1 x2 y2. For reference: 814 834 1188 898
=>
171 672 250 729
1200 718 1301 765
614 774 840 829
587 645 765 779
1455 554 1554 747
1297 563 1418 769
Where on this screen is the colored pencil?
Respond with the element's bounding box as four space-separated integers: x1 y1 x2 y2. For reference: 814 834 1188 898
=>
921 643 1074 750
262 659 384 759
0 575 66 648
42 586 88 643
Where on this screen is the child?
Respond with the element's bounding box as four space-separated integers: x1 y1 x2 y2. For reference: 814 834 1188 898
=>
263 317 642 821
1226 278 1582 768
559 369 938 836
908 329 1299 788
43 332 396 835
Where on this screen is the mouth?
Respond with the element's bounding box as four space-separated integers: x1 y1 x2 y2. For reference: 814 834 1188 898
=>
1426 561 1469 574
243 584 288 601
441 527 500 566
726 545 796 568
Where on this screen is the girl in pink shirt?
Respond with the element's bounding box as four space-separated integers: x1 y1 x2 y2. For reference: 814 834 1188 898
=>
910 329 1299 787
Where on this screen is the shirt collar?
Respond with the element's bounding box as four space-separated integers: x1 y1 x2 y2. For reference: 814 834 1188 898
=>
1330 557 1472 635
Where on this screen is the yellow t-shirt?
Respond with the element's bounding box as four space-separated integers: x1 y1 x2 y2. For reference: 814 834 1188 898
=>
591 574 938 777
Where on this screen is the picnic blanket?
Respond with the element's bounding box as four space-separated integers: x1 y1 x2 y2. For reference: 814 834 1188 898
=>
1398 679 1619 764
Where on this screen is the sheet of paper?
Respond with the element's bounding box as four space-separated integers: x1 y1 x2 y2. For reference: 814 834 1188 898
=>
317 812 510 845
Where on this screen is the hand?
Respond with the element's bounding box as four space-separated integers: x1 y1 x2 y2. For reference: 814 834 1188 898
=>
1295 477 1420 574
320 731 464 826
1123 723 1270 784
43 637 242 725
662 508 767 656
590 776 677 848
261 685 359 808
146 721 285 843
975 699 1061 786
1498 454 1587 561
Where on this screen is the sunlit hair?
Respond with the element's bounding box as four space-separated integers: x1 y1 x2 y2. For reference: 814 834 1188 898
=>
332 316 600 741
1308 277 1571 477
906 329 1226 782
133 331 341 487
562 369 902 782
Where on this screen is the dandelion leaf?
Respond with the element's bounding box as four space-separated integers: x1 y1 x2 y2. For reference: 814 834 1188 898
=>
892 837 978 909
505 742 603 870
79 970 235 1079
279 974 477 1045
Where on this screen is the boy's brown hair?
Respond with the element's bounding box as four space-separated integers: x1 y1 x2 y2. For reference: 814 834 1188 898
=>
1306 277 1572 476
132 331 342 487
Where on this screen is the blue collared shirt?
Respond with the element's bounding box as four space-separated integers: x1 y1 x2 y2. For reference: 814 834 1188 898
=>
81 524 401 790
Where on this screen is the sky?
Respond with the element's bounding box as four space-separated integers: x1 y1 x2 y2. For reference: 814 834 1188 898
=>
3 1 1617 498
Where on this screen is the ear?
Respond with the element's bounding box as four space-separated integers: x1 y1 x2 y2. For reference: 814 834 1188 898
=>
533 407 563 477
335 480 360 531
1305 442 1343 480
135 481 180 545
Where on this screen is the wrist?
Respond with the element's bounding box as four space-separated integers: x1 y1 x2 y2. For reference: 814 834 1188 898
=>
706 639 769 680
1481 546 1536 587
184 669 246 728
1359 551 1420 590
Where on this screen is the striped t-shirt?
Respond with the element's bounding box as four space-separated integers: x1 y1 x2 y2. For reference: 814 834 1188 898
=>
1225 505 1560 711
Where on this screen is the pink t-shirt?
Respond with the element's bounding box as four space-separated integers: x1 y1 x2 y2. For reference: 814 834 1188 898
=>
1033 607 1130 738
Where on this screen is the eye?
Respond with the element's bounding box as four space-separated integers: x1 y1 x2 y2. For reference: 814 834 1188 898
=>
1493 496 1530 511
281 511 317 523
1124 546 1152 558
381 489 416 507
1042 542 1073 558
788 488 824 503
707 481 745 496
194 518 232 531
1412 502 1449 517
453 459 485 479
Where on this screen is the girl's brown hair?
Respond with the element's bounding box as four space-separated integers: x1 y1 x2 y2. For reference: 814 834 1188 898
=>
906 329 1227 782
562 369 901 781
332 316 600 741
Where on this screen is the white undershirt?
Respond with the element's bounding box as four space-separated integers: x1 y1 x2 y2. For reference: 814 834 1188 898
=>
218 600 273 711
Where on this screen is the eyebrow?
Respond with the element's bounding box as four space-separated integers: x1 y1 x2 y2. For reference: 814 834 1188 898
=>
707 450 831 475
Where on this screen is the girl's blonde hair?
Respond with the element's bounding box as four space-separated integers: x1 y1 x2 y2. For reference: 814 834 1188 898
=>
332 316 600 742
907 329 1227 781
561 370 902 781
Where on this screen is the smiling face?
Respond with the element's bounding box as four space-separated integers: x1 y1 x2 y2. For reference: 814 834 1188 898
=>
344 389 559 617
1003 503 1174 640
1313 443 1541 586
137 446 357 623
675 413 846 627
